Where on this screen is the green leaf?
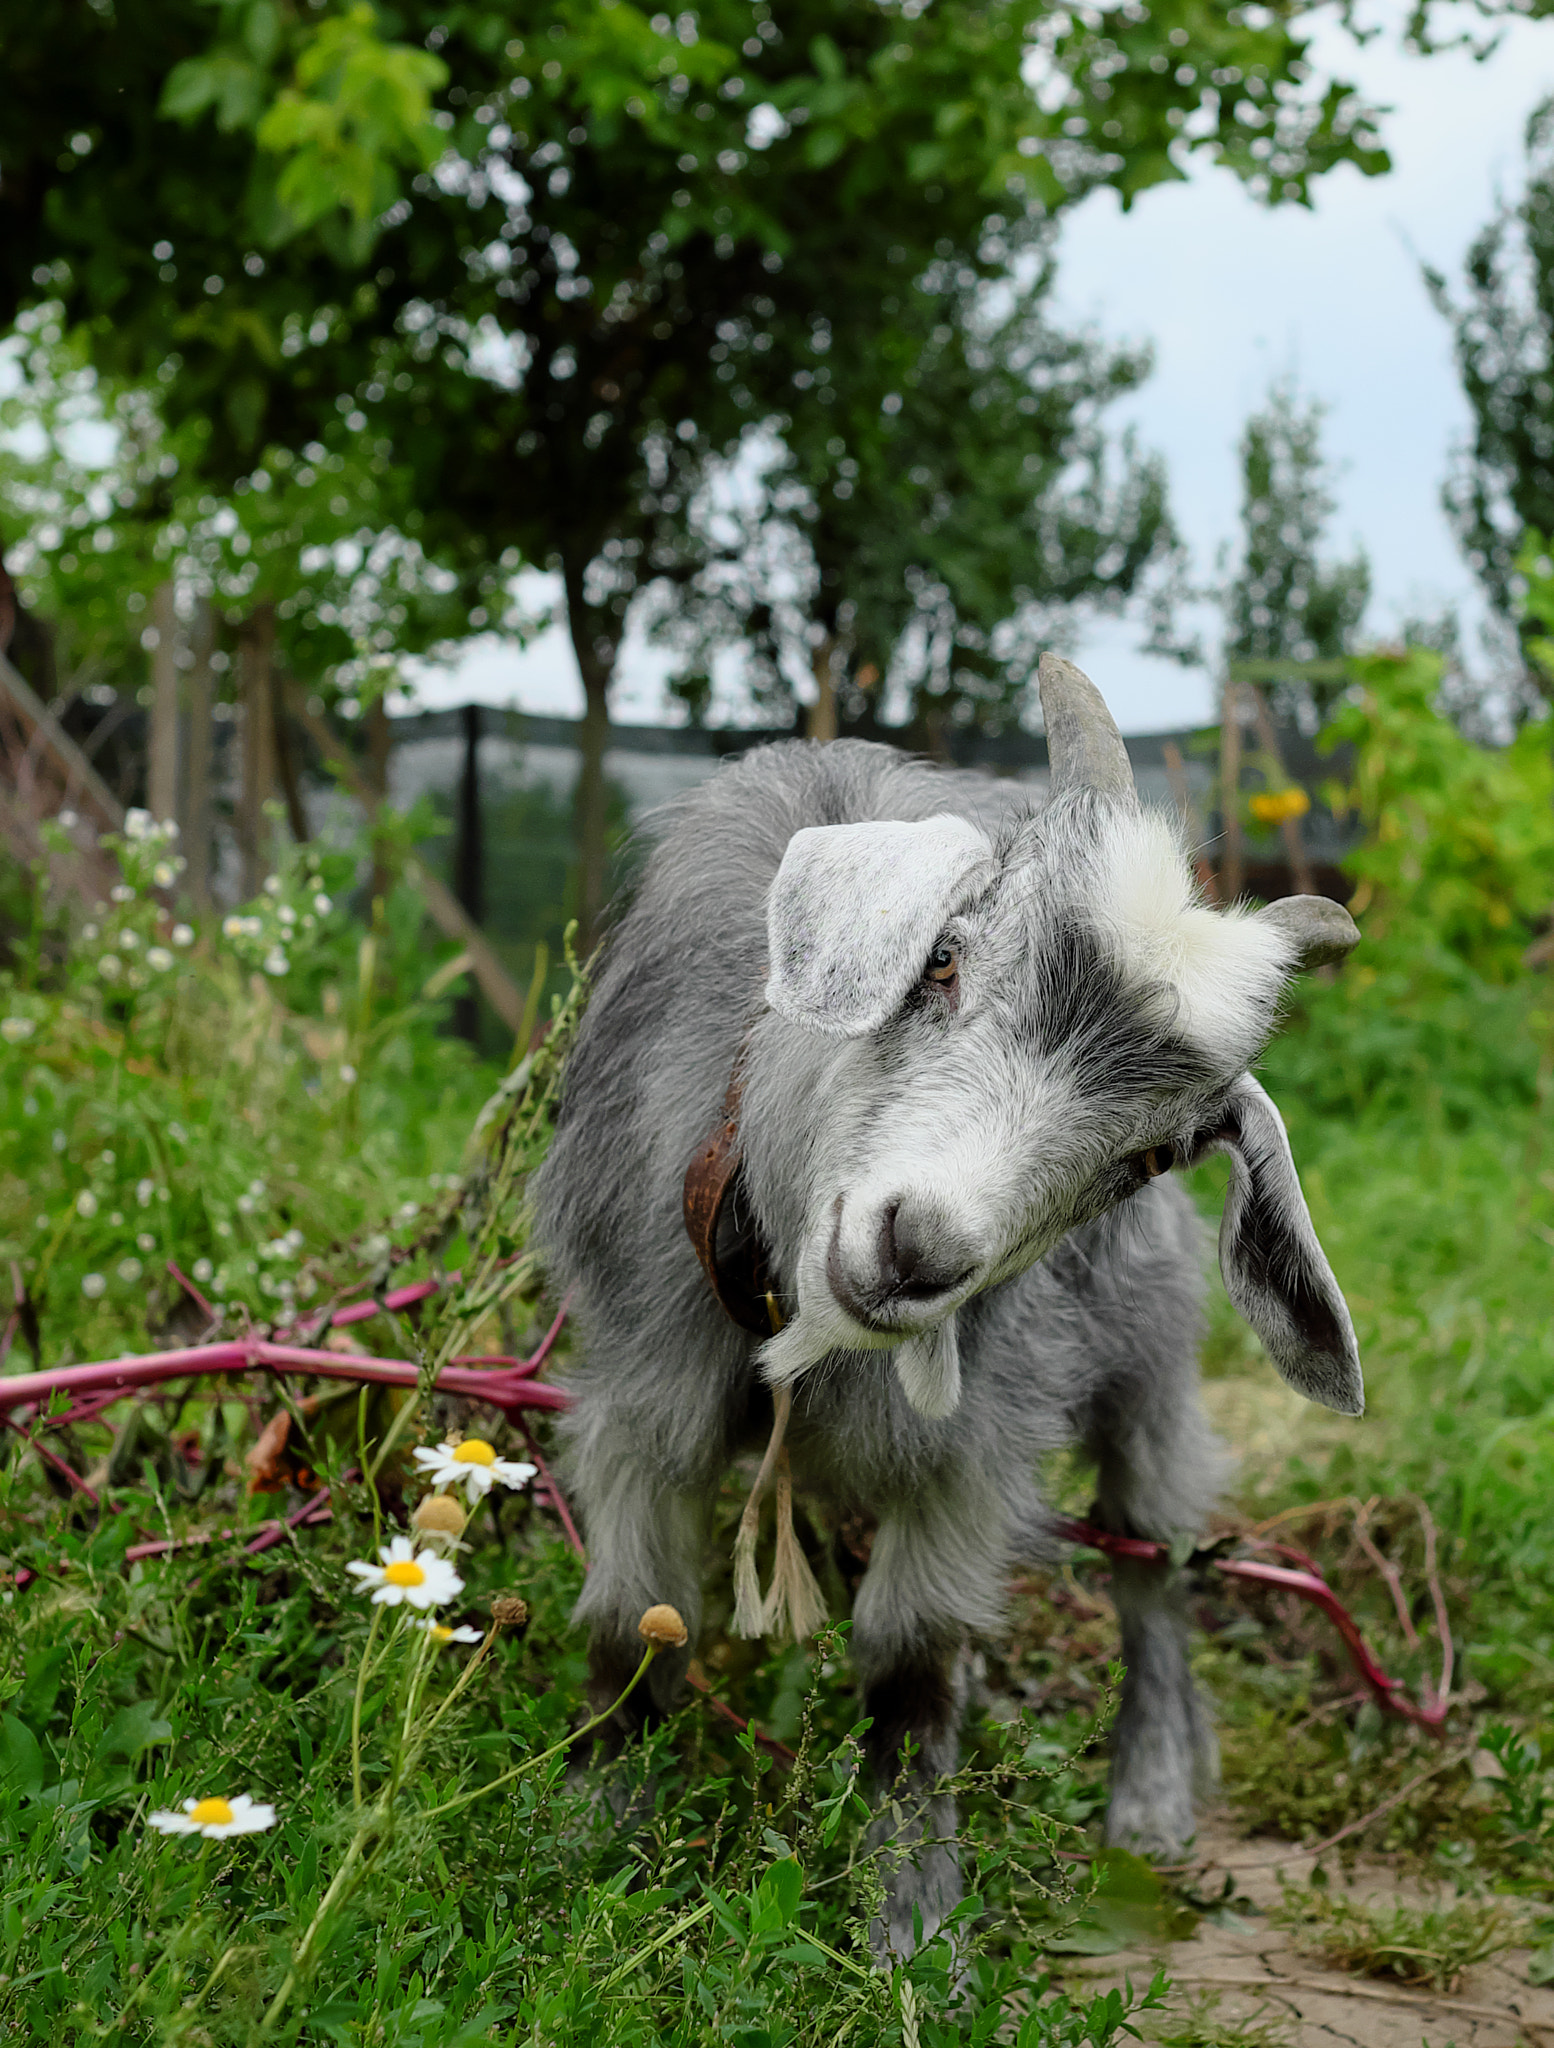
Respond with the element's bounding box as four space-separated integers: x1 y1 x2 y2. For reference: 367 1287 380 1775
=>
758 1858 803 1929
92 1701 172 1765
160 50 265 133
0 1715 44 1802
808 35 845 84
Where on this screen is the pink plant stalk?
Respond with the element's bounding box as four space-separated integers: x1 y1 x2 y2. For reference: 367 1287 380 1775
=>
1052 1516 1451 1732
1 1283 571 1433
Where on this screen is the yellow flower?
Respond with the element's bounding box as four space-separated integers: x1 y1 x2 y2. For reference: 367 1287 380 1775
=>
1248 787 1311 824
147 1792 276 1838
412 1438 536 1502
411 1619 484 1645
345 1536 464 1609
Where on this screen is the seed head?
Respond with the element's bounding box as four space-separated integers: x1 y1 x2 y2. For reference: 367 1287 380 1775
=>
638 1604 689 1650
490 1594 530 1630
413 1493 468 1539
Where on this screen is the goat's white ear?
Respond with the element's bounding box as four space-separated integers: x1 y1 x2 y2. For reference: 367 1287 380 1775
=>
1187 1074 1364 1416
766 816 995 1038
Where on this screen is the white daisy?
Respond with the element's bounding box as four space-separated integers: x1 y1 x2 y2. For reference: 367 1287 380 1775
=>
411 1438 537 1503
147 1793 276 1838
344 1536 463 1609
411 1619 484 1645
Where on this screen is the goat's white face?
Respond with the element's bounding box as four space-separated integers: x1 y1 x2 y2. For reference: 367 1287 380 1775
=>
758 792 1363 1423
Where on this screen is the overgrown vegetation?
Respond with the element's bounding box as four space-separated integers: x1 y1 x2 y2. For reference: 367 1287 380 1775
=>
7 648 1554 2036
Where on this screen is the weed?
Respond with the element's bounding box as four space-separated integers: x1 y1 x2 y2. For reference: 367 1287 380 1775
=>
1272 1879 1522 1991
1153 1991 1293 2047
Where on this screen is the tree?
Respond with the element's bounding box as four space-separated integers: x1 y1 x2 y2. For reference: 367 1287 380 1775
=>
0 306 467 893
1221 378 1370 725
2 0 1401 934
1426 97 1554 687
646 237 1174 745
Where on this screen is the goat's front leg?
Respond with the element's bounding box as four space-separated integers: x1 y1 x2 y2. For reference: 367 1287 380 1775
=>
851 1478 1010 1962
1087 1377 1225 1860
568 1411 709 1740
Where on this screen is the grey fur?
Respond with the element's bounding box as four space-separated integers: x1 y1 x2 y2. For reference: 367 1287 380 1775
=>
533 735 1360 1959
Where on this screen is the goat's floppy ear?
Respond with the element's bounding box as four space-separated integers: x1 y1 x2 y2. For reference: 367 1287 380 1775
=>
1186 1073 1364 1416
766 815 995 1037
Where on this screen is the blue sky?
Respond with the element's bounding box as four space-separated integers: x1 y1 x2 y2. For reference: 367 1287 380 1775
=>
412 3 1554 735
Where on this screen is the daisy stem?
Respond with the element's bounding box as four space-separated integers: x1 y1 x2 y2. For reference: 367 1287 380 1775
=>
356 1384 381 1549
365 1384 422 1486
257 1820 379 2039
413 1623 499 1747
397 1621 440 1760
418 1646 657 1823
351 1604 385 1810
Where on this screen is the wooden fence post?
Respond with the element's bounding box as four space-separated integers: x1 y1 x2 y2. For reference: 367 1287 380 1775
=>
1163 737 1219 904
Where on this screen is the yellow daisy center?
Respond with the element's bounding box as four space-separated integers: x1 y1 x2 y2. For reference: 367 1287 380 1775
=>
384 1560 426 1588
429 1625 453 1642
189 1797 234 1826
451 1440 496 1466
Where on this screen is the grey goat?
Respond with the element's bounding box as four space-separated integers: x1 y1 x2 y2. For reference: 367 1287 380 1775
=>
533 654 1362 1958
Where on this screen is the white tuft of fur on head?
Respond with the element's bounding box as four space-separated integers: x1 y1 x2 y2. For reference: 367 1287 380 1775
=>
1089 809 1295 1071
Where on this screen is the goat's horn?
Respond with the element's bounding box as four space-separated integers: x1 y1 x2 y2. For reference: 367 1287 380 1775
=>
1038 652 1136 803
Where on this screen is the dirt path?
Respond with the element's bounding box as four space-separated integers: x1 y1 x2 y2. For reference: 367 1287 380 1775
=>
1062 1816 1554 2047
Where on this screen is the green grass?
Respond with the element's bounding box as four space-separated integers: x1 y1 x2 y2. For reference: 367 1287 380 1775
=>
9 693 1554 2037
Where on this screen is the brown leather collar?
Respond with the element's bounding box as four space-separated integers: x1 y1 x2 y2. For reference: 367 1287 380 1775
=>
682 1054 781 1337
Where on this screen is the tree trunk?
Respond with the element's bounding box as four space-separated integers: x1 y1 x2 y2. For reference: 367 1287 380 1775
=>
272 677 310 846
453 701 484 1042
562 550 616 953
237 602 277 898
147 581 180 828
366 692 393 902
288 686 527 1034
806 635 838 743
183 600 216 910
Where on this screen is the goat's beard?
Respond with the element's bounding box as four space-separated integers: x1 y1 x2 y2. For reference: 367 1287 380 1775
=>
758 1291 962 1421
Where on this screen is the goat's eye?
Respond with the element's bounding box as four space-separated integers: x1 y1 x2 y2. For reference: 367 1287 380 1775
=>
925 943 958 987
1139 1144 1176 1178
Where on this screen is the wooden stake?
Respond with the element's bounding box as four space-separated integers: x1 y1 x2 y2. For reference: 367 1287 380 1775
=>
1162 737 1219 904
1220 678 1245 905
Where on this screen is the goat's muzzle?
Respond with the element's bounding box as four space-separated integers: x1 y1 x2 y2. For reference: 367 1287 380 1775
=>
824 1192 977 1332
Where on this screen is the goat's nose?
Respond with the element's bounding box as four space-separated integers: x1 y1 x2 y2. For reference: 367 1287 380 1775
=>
877 1200 974 1301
